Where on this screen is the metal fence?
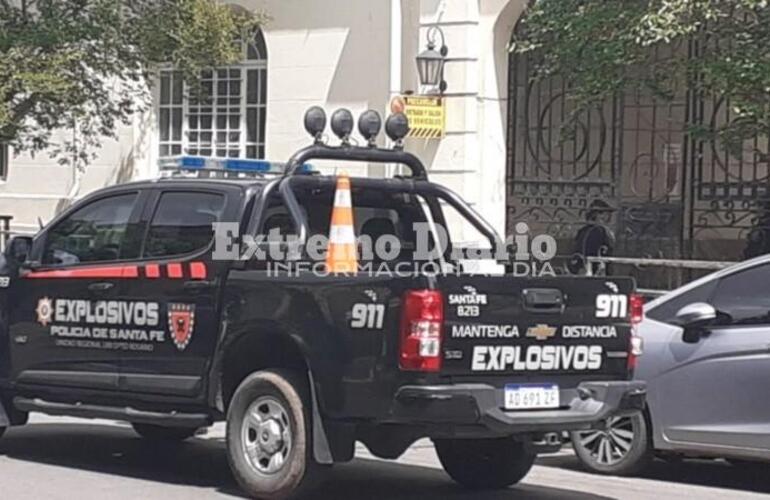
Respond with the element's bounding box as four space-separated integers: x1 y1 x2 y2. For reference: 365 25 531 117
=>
506 21 770 292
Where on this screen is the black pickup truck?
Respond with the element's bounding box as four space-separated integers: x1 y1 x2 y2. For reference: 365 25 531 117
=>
0 108 645 499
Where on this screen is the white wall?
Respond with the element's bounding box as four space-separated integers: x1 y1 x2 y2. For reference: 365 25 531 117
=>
248 0 393 169
406 0 525 239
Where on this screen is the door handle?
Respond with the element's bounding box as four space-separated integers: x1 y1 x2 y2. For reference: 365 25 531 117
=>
88 282 115 293
522 288 565 313
183 280 215 292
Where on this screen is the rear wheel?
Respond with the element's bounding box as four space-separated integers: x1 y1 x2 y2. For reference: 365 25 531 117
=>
226 369 321 499
571 412 652 475
132 423 198 442
434 437 536 489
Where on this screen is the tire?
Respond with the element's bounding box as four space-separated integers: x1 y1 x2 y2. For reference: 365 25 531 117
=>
434 437 536 489
571 412 652 475
226 369 319 500
132 423 198 442
0 427 5 440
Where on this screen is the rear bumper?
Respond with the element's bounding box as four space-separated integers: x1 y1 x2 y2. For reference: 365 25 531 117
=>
393 381 646 435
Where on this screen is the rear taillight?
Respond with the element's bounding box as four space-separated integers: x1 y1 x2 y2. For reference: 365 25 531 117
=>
628 335 644 370
399 290 444 372
629 293 644 325
628 293 644 370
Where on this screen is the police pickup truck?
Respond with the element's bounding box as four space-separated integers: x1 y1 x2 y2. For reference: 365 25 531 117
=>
0 108 645 499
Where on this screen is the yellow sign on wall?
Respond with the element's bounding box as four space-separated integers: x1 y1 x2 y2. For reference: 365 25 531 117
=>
403 95 445 140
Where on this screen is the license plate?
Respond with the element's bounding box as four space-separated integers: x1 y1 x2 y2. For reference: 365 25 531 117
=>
504 384 560 410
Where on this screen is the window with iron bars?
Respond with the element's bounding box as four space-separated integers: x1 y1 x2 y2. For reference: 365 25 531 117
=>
158 30 267 159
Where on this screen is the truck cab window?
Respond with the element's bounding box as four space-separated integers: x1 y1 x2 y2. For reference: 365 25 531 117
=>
144 191 226 258
256 182 429 264
42 193 139 265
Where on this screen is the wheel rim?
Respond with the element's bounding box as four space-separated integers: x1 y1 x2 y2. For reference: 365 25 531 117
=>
576 416 636 466
241 396 293 475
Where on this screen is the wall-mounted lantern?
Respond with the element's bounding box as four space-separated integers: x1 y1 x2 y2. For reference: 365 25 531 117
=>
416 26 448 94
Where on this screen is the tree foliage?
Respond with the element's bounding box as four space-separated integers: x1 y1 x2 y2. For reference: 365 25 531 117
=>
512 0 770 153
0 0 266 165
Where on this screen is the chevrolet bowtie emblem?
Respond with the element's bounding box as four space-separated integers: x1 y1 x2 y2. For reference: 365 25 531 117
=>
526 324 557 341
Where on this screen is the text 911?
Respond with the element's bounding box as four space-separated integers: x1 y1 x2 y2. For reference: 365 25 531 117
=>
595 294 628 319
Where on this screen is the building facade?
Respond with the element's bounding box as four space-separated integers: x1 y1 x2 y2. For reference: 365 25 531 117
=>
2 0 764 289
1 0 522 242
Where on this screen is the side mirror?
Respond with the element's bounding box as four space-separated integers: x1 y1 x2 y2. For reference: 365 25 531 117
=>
5 236 32 265
674 302 717 343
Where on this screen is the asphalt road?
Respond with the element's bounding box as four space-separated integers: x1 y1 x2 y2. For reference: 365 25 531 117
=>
1 415 770 500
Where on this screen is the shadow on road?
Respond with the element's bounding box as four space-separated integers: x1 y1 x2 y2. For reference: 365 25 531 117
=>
0 423 239 493
538 453 770 495
307 460 609 500
0 423 609 499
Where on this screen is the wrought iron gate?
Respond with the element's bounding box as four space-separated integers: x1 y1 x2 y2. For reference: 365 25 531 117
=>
506 33 770 289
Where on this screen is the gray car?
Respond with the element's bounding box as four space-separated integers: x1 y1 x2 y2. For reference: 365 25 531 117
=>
572 255 770 475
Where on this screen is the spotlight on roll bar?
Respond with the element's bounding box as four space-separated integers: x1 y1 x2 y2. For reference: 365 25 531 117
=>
331 108 355 144
284 105 428 180
358 110 382 147
385 113 409 149
304 106 327 143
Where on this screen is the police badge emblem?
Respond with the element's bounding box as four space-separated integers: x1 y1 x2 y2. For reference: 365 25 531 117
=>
168 303 196 351
36 297 53 327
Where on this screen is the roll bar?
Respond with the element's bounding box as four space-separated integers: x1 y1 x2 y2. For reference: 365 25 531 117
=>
283 144 428 179
265 130 504 258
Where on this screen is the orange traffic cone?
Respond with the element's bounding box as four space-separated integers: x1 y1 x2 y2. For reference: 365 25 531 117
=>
326 174 358 273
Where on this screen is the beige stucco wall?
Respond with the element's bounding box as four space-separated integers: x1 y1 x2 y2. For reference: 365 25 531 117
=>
250 0 392 161
0 120 145 234
0 0 526 240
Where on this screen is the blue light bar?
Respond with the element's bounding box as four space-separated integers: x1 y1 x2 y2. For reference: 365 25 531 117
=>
223 159 274 172
158 156 314 176
177 156 207 169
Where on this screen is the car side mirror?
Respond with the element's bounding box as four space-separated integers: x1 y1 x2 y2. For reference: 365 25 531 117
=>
5 236 33 265
674 302 717 343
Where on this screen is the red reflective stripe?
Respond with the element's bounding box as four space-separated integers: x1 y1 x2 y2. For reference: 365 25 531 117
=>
122 266 139 278
189 262 207 280
167 263 184 279
24 265 139 279
145 264 161 279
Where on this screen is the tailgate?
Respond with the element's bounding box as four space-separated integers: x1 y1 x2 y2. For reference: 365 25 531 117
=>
438 275 635 383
